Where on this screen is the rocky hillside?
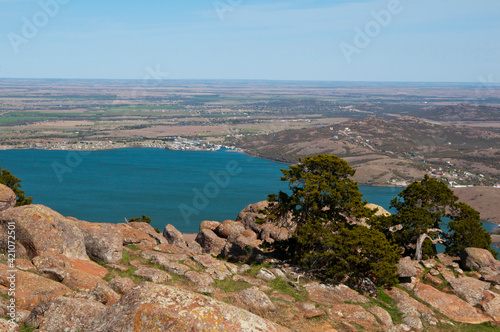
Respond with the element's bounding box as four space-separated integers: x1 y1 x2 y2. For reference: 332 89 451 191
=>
235 116 500 185
411 104 500 122
1 183 500 331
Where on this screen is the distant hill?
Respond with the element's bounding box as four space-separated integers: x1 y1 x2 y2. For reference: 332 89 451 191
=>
234 117 500 185
411 104 500 122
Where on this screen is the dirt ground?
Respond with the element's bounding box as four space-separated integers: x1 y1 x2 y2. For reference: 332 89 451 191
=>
452 187 500 225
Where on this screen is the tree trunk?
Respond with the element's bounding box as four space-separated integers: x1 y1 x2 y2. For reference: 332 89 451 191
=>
415 233 429 261
415 228 445 261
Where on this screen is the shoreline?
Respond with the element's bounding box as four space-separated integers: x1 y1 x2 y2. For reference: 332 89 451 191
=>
2 146 498 189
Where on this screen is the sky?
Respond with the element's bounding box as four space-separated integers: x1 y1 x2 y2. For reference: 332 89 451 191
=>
0 0 499 82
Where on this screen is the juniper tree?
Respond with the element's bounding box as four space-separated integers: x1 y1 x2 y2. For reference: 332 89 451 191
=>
265 154 400 286
384 175 495 259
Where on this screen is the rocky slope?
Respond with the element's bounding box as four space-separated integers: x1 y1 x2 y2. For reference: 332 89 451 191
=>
0 184 500 331
235 116 500 185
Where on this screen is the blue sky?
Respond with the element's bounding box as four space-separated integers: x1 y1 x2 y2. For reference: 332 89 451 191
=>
1 0 499 82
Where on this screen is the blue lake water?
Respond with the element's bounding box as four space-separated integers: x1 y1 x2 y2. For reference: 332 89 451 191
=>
0 148 498 255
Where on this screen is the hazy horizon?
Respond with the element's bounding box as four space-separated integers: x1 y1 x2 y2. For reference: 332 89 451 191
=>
1 0 499 83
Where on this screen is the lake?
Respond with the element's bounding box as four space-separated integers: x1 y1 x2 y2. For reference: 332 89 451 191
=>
0 148 497 246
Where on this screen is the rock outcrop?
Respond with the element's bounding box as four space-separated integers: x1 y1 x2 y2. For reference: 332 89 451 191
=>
365 203 391 216
128 222 166 246
0 205 89 260
162 224 187 248
397 256 424 279
195 229 227 255
108 276 136 295
0 184 16 211
236 200 269 233
85 282 290 332
1 200 499 331
447 275 490 306
29 297 106 332
0 263 71 311
215 220 246 239
72 220 123 264
413 282 491 324
461 247 500 271
235 286 277 312
328 304 379 330
118 223 157 250
304 282 369 305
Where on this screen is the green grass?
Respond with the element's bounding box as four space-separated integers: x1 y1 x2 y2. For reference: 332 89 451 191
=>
0 117 45 124
427 321 500 332
377 287 393 306
371 288 404 325
267 278 309 302
245 263 272 278
214 278 252 294
19 325 37 332
103 265 147 284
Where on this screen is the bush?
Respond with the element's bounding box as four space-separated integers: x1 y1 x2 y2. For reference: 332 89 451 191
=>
0 167 32 206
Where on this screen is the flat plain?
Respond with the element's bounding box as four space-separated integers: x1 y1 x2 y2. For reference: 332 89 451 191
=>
1 79 499 220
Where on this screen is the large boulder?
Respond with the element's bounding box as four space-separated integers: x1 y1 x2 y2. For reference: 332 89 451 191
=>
481 291 500 321
118 223 157 250
109 276 136 295
128 222 167 246
0 263 70 311
31 254 118 305
447 276 490 306
30 297 106 332
236 201 295 240
236 201 269 233
72 220 123 264
133 267 171 283
192 254 232 280
397 256 425 278
220 233 263 260
368 306 393 327
0 184 16 211
235 286 277 312
365 203 391 216
413 282 491 324
33 254 108 280
140 251 190 276
0 319 18 332
185 271 215 287
162 224 187 248
461 247 500 271
215 220 246 239
199 220 221 232
304 282 369 305
328 304 379 330
195 229 226 255
85 282 290 331
0 205 89 260
260 224 291 243
386 286 434 317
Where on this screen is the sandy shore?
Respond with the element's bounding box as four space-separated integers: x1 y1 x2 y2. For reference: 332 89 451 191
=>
183 233 197 242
